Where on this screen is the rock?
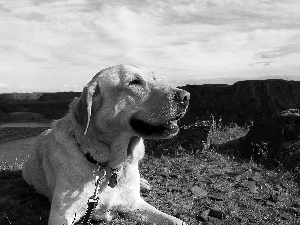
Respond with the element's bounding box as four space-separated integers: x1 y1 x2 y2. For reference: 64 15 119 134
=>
289 207 300 216
240 180 257 189
208 216 222 224
280 180 290 189
265 200 276 207
169 173 179 179
140 178 151 192
235 175 242 182
250 185 259 194
240 109 300 168
207 193 225 201
185 167 194 173
195 173 209 182
278 212 290 220
190 186 208 198
182 204 193 210
277 141 300 170
254 196 265 205
209 209 226 219
247 172 262 182
199 209 210 221
182 192 192 197
179 122 210 154
159 169 169 178
240 217 248 224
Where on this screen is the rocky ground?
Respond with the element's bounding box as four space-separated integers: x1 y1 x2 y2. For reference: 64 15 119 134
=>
0 127 300 224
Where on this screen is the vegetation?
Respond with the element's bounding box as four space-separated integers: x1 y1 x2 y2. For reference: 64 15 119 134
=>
0 99 74 120
207 116 250 145
0 121 300 224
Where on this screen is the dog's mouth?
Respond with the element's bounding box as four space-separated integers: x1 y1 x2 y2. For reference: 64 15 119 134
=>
129 114 183 139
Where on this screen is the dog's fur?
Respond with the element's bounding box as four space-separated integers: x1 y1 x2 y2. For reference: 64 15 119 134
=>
22 64 190 225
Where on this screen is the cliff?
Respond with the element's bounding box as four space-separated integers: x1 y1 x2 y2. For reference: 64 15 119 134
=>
1 80 299 124
179 79 300 125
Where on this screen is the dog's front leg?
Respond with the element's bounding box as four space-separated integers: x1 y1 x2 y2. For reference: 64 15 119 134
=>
129 199 186 225
48 192 83 225
48 178 88 225
48 191 89 225
48 196 74 225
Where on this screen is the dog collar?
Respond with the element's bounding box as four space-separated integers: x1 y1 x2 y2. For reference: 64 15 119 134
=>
84 152 108 167
71 132 108 166
71 132 118 188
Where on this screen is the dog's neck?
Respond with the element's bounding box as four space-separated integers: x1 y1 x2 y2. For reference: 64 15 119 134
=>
74 128 141 169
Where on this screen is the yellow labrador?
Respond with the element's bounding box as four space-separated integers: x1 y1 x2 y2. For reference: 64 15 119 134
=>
22 64 190 225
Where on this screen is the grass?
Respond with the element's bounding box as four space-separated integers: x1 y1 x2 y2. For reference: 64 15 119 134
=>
1 124 300 224
207 118 249 145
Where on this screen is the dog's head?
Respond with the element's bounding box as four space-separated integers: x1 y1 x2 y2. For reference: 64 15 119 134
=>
75 64 189 139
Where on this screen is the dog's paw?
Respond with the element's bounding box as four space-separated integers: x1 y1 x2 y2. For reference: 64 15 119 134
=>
140 177 151 192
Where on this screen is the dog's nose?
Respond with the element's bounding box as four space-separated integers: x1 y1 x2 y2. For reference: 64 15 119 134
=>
174 90 190 106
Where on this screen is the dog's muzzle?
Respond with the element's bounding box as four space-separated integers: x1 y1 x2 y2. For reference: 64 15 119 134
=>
130 89 190 139
130 116 180 138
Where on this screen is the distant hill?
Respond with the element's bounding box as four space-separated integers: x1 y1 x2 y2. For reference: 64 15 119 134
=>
0 92 81 122
0 92 81 101
0 92 43 100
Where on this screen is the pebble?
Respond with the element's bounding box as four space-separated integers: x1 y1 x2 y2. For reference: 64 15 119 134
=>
169 173 179 178
248 172 262 182
191 186 208 198
208 216 222 224
159 171 169 178
265 200 276 207
207 193 225 201
185 167 194 173
235 175 242 182
183 204 193 210
199 209 210 220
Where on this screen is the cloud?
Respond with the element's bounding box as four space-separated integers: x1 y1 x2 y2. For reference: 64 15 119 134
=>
31 0 70 6
152 0 300 31
0 83 7 87
257 45 300 59
16 12 49 22
0 0 300 92
0 3 11 13
249 61 273 67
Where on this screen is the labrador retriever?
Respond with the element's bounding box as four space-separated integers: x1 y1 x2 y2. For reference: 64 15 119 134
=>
22 64 190 225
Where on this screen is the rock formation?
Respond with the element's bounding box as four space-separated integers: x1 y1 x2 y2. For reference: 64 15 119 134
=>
179 79 300 126
240 109 300 169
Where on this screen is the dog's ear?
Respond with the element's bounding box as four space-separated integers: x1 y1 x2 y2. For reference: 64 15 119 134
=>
75 81 101 135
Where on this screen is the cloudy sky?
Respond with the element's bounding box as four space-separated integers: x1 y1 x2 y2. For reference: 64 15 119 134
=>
0 0 299 92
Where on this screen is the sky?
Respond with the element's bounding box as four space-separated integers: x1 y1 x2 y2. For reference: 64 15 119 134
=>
0 0 299 93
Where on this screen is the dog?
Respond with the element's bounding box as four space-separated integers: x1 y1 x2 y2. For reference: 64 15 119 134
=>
22 64 190 225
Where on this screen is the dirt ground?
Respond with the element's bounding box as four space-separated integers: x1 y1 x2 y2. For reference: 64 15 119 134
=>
0 122 50 166
0 137 38 166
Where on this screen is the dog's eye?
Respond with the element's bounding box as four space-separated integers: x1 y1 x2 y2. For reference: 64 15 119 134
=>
129 78 143 86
